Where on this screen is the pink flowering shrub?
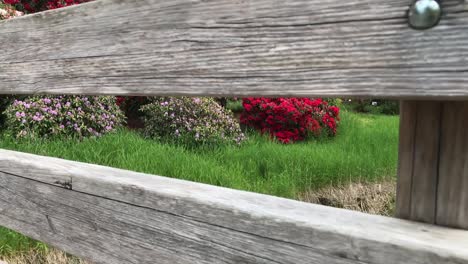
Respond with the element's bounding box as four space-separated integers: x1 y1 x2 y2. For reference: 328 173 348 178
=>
140 97 246 146
5 95 125 139
2 0 91 13
0 3 23 19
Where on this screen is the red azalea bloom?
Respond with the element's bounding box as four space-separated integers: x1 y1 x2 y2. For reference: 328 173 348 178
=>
7 0 92 13
3 0 20 4
240 97 340 144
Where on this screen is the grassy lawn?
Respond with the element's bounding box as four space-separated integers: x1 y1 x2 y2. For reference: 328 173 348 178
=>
0 111 398 197
0 227 46 256
0 111 399 259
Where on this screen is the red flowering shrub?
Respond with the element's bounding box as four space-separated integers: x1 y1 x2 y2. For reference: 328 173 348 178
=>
240 98 340 144
3 0 91 13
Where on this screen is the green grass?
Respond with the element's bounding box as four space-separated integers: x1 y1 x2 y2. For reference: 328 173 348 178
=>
0 111 399 255
0 111 399 198
0 226 47 256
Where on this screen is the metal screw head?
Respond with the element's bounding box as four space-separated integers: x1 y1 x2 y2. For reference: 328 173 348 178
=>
408 0 441 30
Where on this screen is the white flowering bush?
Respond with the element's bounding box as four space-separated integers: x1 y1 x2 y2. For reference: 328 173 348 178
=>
141 97 246 146
5 95 125 139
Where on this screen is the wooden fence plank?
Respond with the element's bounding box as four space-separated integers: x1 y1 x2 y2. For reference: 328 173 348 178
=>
1 149 468 264
436 102 468 229
396 101 417 219
409 101 442 223
0 0 467 98
396 101 468 229
396 101 443 223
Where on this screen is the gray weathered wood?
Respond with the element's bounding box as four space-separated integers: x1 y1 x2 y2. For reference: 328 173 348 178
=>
436 102 468 229
409 101 441 223
396 101 442 224
396 101 417 219
0 0 467 98
396 101 468 229
2 149 468 264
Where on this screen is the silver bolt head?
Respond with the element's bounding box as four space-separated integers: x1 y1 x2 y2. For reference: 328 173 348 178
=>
408 0 441 30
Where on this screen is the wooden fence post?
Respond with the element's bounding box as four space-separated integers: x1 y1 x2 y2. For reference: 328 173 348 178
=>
396 101 468 229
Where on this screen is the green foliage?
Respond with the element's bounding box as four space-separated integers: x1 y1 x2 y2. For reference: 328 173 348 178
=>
140 97 246 147
0 95 27 129
323 98 343 108
4 95 125 139
0 96 14 128
226 99 244 113
343 99 399 115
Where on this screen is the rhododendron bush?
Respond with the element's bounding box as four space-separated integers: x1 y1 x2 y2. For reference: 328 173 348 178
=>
141 97 246 146
0 2 22 19
5 95 125 139
2 0 91 13
240 98 340 144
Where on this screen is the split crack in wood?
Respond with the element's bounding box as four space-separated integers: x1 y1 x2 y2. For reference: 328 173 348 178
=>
54 178 73 190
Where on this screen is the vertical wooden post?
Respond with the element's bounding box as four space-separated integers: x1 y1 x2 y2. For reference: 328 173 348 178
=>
396 101 468 229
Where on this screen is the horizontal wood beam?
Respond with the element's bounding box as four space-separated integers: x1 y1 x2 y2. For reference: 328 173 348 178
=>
1 149 468 263
0 0 467 98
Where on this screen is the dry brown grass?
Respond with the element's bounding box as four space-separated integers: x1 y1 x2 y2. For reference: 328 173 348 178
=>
0 249 90 264
298 180 396 216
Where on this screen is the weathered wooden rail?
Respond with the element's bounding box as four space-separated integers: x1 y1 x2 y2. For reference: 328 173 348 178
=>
1 0 468 263
1 0 467 98
3 149 468 264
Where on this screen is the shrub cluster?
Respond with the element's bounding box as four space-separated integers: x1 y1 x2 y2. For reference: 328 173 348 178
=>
2 0 91 13
240 98 339 144
5 95 125 139
0 2 23 19
344 99 399 115
140 97 246 146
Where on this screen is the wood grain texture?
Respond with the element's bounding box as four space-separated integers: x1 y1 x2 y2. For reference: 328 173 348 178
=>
396 101 468 229
396 101 442 223
436 102 468 229
396 101 417 219
2 149 468 263
0 0 467 98
409 101 442 223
